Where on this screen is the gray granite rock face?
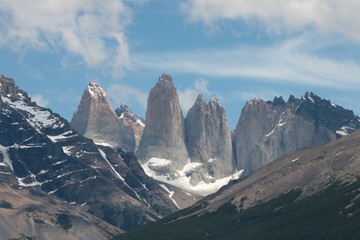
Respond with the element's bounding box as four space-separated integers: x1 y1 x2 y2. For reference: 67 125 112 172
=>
0 74 190 231
137 74 189 170
233 93 360 176
71 82 135 151
115 104 145 147
185 94 233 179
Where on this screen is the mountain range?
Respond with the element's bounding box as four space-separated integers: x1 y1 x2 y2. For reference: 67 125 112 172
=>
0 74 199 239
72 73 360 196
1 72 360 239
114 123 360 240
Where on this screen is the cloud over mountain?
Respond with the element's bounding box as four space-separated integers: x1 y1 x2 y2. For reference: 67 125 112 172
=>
0 0 136 76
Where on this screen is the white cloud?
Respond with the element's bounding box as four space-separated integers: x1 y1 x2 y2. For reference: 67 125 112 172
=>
0 0 135 76
107 84 148 110
178 78 211 112
181 0 360 40
31 94 50 107
134 35 360 90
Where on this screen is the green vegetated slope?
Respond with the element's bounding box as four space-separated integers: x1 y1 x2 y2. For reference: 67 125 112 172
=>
114 179 360 240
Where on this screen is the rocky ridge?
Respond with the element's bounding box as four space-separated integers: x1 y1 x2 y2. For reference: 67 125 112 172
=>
0 75 196 233
137 74 237 195
137 74 189 169
233 92 360 175
185 94 233 180
71 82 135 151
114 127 360 240
115 104 145 147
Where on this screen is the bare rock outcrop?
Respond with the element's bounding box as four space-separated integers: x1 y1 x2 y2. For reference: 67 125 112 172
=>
233 93 360 176
115 104 145 147
71 82 135 151
185 94 233 179
137 74 188 170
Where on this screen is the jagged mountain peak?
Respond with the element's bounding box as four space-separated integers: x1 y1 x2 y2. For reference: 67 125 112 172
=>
116 131 360 240
247 98 267 105
115 104 144 122
118 103 131 114
0 74 31 102
194 94 206 105
71 81 135 150
185 93 234 184
84 81 107 98
0 75 195 233
115 104 145 147
157 73 174 88
209 96 221 106
234 91 360 175
137 73 188 169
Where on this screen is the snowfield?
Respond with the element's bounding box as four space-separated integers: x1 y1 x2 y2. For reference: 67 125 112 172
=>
142 157 243 196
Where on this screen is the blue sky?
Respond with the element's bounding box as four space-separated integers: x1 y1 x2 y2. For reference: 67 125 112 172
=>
1 0 360 129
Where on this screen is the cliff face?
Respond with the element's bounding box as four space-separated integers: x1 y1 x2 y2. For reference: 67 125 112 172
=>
135 74 240 195
185 95 233 178
137 74 189 170
233 93 360 176
71 82 135 151
0 74 188 231
115 104 145 147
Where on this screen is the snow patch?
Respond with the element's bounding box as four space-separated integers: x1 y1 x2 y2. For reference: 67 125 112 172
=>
38 169 48 175
0 145 13 171
307 95 315 103
48 131 77 143
17 173 42 187
98 149 144 202
141 157 243 196
18 144 45 149
53 159 67 166
160 184 180 209
265 111 286 137
1 96 61 131
137 119 145 127
336 126 355 137
95 142 113 147
147 157 171 167
62 146 74 156
181 160 202 173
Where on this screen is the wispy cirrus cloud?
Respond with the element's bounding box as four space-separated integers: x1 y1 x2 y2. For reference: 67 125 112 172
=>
0 0 137 76
134 35 360 90
181 0 360 40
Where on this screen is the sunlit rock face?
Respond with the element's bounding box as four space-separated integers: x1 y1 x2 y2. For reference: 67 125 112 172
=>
185 94 233 179
71 82 135 151
137 73 189 170
233 93 360 176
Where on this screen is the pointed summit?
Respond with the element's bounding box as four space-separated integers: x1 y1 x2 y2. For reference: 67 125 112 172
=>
185 95 233 180
194 94 206 105
157 73 174 88
137 74 188 170
115 104 145 146
71 82 135 150
0 75 31 101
